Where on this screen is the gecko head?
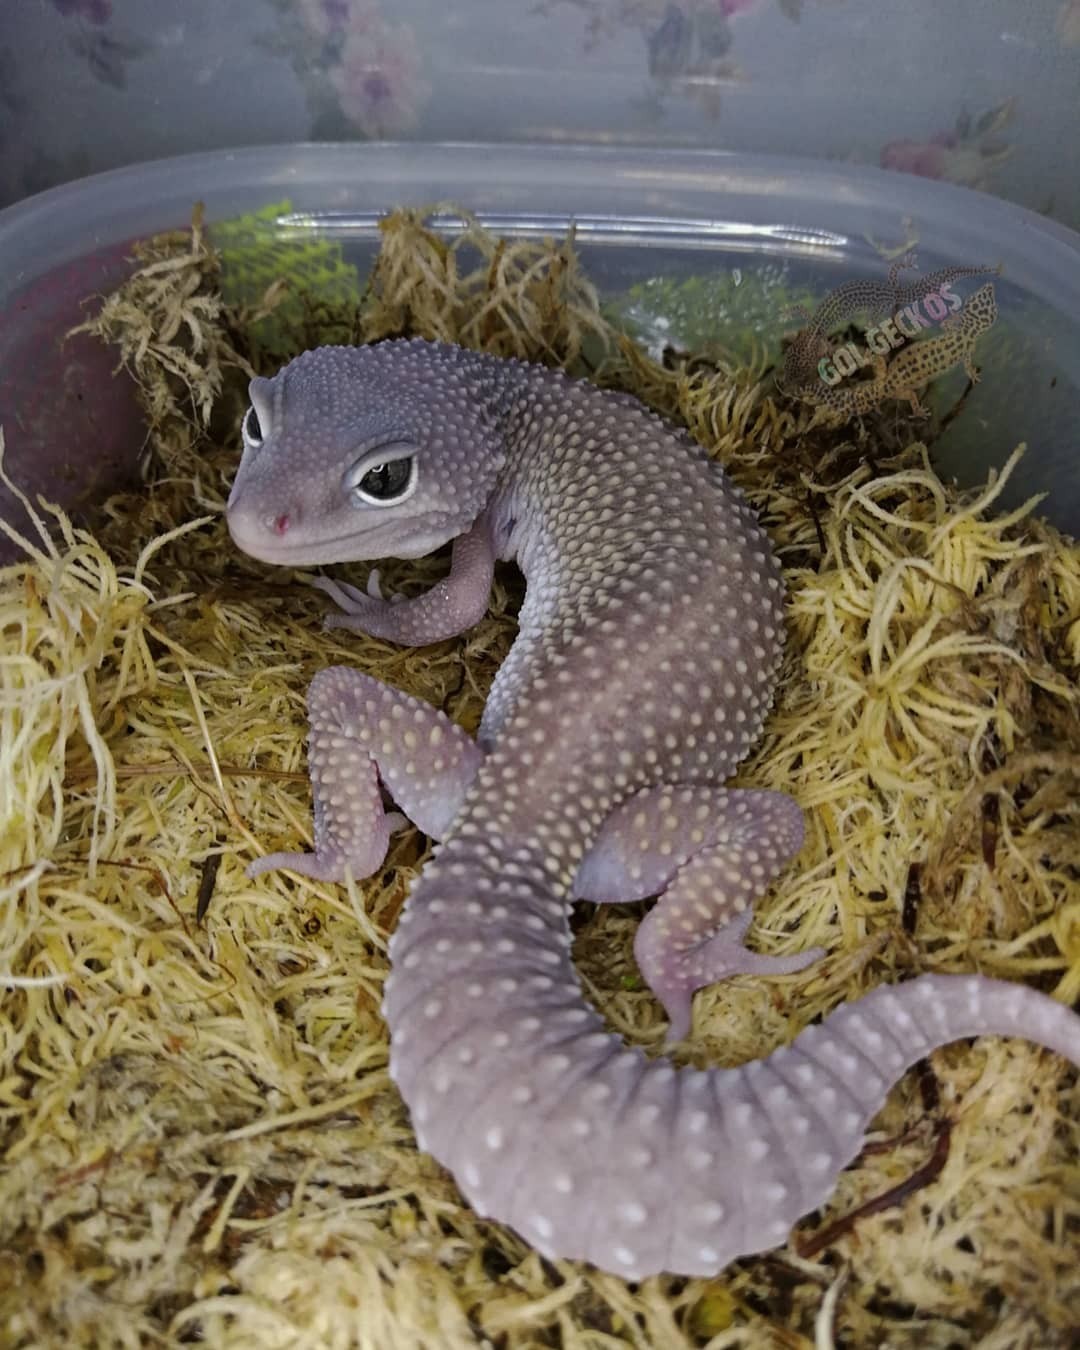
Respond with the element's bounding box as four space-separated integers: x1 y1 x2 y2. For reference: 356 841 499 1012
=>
227 340 506 566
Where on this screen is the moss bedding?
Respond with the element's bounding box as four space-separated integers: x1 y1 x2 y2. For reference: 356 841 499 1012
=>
0 208 1078 1350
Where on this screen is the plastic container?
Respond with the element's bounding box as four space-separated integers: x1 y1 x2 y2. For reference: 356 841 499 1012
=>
2 142 1079 559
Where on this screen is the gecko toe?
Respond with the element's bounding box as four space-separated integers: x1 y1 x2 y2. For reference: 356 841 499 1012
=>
247 848 343 882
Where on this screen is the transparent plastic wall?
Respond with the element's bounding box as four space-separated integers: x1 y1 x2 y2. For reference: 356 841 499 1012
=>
2 1 1079 227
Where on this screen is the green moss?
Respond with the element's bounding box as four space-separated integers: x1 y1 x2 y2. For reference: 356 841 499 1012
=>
604 265 819 369
211 200 363 360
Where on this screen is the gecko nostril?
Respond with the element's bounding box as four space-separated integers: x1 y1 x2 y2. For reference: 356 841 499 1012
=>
272 512 291 537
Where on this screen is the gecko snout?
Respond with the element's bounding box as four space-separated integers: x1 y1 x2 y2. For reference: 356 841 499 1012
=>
225 488 297 561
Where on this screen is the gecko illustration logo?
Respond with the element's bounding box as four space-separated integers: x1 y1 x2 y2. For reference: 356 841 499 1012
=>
818 283 963 386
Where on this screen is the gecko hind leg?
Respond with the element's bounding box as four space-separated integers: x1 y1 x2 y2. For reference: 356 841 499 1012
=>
899 387 931 417
248 666 483 883
571 786 822 1040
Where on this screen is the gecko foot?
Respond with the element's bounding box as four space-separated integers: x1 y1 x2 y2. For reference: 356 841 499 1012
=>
901 392 931 418
309 514 496 644
572 785 817 1041
247 774 406 882
246 666 481 885
637 907 825 1042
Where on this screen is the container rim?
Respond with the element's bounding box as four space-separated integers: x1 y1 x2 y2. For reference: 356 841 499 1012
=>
3 141 1079 312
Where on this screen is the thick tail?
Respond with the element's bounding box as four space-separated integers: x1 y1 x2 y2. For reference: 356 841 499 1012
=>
384 859 1079 1280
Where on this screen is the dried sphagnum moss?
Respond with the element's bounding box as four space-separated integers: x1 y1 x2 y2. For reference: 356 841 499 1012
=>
1 207 1078 1350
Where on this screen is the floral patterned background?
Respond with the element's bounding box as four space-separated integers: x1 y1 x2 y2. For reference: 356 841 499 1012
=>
1 0 1079 228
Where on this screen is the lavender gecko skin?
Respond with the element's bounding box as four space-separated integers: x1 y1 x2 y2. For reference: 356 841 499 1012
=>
227 338 1080 1279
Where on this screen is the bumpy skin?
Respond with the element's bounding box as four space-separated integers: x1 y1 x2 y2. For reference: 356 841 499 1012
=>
227 338 1080 1280
800 282 998 420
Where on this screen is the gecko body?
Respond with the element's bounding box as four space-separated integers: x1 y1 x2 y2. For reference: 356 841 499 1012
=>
799 282 998 419
780 259 1000 393
227 338 1079 1279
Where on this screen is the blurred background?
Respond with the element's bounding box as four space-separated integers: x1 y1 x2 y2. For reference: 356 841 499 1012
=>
2 0 1079 226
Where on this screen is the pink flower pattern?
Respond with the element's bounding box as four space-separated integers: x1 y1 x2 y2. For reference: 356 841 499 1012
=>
330 22 428 138
880 134 958 182
290 0 430 138
297 0 377 40
880 101 1016 191
49 0 112 22
24 1 1074 227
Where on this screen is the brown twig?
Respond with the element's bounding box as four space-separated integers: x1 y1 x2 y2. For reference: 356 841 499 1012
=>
901 861 922 935
98 857 191 939
195 851 223 923
796 1119 952 1260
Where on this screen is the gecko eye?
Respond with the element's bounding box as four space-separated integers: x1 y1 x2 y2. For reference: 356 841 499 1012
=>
345 446 417 506
242 405 263 446
356 458 414 501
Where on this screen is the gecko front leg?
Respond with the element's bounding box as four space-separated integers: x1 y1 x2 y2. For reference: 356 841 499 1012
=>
572 786 821 1039
312 514 496 645
248 667 483 882
896 388 931 417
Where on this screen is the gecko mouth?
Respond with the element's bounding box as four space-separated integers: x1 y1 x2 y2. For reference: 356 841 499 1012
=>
226 500 449 568
225 504 365 567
